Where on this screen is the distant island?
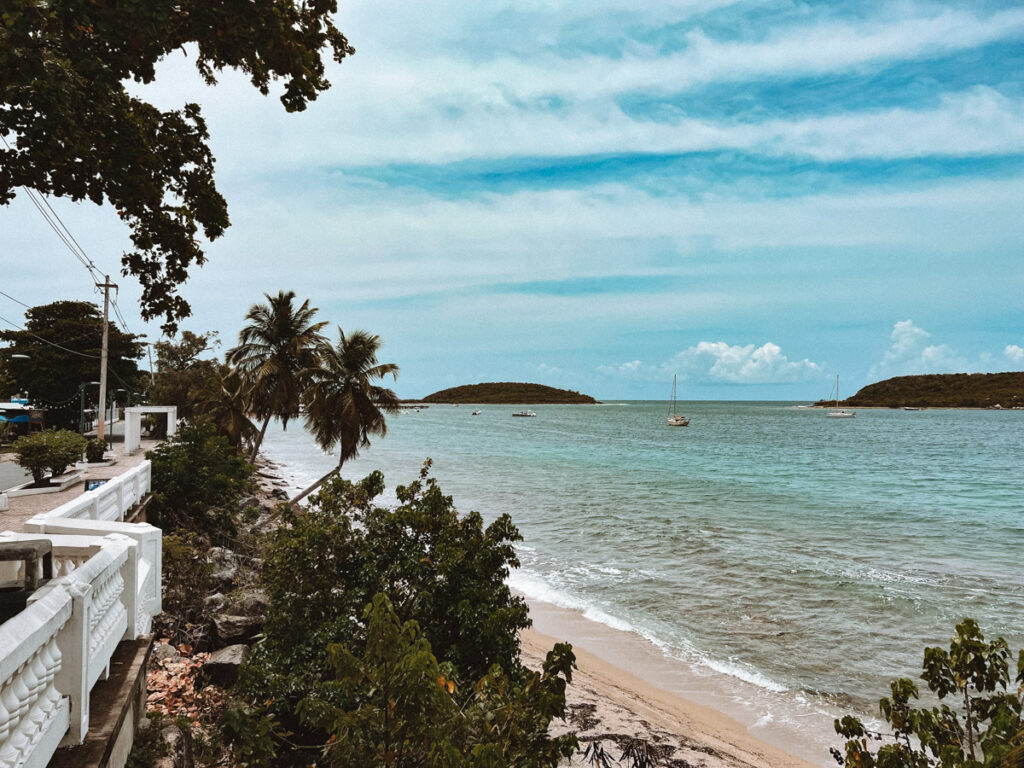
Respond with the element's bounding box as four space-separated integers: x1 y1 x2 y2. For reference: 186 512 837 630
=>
420 382 598 404
815 372 1024 409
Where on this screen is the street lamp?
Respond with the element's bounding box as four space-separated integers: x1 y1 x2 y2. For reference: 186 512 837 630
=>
79 382 100 435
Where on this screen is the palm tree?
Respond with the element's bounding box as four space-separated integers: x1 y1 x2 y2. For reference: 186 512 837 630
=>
290 328 400 505
227 291 328 461
189 363 258 449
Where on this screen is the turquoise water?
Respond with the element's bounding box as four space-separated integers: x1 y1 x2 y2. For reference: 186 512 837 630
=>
261 402 1024 753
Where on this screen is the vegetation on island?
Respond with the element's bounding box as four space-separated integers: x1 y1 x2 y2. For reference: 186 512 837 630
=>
1 0 354 331
422 382 598 404
815 372 1024 409
833 619 1024 768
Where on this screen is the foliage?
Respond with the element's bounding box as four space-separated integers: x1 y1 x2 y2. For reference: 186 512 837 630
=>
226 290 328 460
43 429 87 476
817 373 1024 409
234 465 545 764
833 619 1024 768
188 363 257 449
423 382 598 405
0 301 145 429
158 533 213 645
146 331 221 422
293 594 577 768
292 328 399 503
12 429 87 483
125 714 169 768
12 431 51 484
1 0 354 332
85 437 107 463
146 421 252 536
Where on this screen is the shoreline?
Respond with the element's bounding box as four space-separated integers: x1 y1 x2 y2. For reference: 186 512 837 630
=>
519 593 835 767
252 454 835 766
520 625 816 768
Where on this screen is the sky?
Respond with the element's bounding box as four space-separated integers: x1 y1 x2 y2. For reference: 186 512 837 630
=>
2 0 1023 400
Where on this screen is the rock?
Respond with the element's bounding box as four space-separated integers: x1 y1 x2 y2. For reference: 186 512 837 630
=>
270 487 289 501
212 588 268 646
204 592 226 613
213 614 263 645
156 723 194 768
207 547 240 591
204 644 250 687
151 641 179 663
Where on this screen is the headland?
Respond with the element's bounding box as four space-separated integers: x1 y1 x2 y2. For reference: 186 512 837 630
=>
419 381 598 404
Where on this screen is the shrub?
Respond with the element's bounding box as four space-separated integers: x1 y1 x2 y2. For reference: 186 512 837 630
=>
231 463 571 766
146 421 252 536
85 438 107 463
44 429 87 476
833 618 1024 768
12 429 87 484
158 532 214 645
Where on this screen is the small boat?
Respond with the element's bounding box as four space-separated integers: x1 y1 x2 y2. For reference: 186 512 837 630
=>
827 375 856 418
667 375 689 426
903 407 922 411
512 410 537 417
472 409 482 415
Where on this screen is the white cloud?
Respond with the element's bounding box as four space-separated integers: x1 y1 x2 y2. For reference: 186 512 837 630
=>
869 320 969 378
599 341 823 384
1005 345 1024 365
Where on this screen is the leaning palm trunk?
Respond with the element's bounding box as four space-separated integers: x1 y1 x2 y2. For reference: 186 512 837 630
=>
289 464 341 506
249 416 272 462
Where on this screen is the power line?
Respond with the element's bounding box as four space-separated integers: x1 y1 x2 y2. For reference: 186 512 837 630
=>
0 311 101 359
0 290 32 309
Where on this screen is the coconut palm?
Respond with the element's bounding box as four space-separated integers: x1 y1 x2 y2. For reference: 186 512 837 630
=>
189 363 258 449
227 291 328 461
290 328 400 505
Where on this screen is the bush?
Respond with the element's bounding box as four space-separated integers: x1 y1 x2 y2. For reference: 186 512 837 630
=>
158 533 213 646
13 429 87 484
231 463 573 766
833 619 1024 768
85 437 107 463
146 421 252 536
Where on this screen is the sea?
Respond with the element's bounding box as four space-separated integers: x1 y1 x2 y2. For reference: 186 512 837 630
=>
259 402 1024 763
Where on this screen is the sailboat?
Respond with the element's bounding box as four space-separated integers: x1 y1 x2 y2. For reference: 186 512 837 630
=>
667 375 690 426
827 374 856 418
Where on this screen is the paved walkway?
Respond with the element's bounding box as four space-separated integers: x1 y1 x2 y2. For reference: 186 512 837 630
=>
0 438 162 532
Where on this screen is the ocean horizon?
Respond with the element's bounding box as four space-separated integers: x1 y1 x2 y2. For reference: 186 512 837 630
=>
260 401 1023 762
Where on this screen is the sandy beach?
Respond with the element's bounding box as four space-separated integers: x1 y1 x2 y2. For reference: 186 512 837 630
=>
521 626 816 768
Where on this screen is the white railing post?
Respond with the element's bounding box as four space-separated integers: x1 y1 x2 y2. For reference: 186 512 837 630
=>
0 584 72 768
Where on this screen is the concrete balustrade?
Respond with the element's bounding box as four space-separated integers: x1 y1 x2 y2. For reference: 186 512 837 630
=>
0 461 163 768
30 463 151 524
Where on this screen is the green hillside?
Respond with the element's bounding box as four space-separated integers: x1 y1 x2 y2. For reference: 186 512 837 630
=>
421 382 598 404
816 372 1024 408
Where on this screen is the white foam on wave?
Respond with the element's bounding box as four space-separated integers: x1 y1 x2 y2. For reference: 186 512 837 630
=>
509 570 787 694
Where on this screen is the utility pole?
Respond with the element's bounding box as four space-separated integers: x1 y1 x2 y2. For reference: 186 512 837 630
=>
96 275 117 442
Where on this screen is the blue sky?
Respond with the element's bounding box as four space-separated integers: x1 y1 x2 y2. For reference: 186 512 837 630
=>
2 0 1023 399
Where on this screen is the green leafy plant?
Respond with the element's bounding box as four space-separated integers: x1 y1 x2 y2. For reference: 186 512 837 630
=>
85 438 107 463
233 464 568 766
12 429 87 484
833 619 1024 768
158 533 214 645
146 421 252 536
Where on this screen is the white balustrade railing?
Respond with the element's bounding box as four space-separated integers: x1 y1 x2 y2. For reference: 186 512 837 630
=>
31 462 151 523
0 524 162 768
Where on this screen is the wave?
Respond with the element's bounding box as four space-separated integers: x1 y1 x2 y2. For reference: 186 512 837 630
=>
508 569 788 694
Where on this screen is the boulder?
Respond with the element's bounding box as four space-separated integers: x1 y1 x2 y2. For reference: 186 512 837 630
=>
156 722 194 768
211 588 268 646
151 641 179 663
204 644 250 687
207 547 240 591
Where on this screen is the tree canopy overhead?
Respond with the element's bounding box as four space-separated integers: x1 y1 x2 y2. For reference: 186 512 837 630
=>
0 0 355 333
